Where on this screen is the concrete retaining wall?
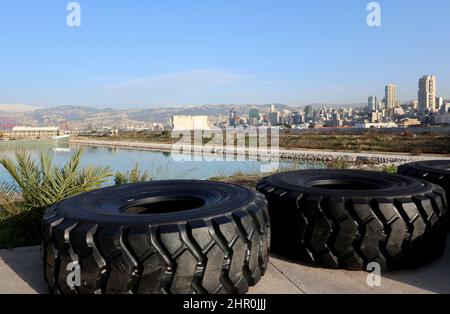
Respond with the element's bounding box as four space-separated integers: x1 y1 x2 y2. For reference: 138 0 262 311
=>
70 139 450 165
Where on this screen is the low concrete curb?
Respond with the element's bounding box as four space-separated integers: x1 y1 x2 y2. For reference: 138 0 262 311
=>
70 139 450 165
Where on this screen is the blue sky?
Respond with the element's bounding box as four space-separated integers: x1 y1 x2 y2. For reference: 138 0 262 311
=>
0 0 449 109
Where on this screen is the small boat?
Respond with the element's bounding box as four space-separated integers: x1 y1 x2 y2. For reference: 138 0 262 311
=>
51 134 70 140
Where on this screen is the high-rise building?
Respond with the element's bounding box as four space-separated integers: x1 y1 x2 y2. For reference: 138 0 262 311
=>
270 104 276 112
418 75 437 113
249 108 260 120
368 95 378 111
442 100 450 113
229 108 237 127
436 96 444 111
385 84 397 110
304 105 313 121
268 112 280 126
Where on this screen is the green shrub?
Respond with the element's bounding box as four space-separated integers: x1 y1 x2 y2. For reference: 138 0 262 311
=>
382 164 397 174
114 164 151 185
0 149 112 247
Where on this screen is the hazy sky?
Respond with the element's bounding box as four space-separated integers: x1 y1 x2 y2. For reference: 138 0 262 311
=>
0 0 449 109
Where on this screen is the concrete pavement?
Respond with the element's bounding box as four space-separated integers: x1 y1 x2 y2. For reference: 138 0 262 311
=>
1 236 449 294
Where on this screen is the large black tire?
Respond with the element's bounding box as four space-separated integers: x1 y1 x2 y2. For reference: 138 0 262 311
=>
257 170 448 271
398 160 450 227
42 180 270 294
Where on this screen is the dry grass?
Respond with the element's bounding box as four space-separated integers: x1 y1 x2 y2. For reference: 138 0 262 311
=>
280 133 450 154
79 131 450 155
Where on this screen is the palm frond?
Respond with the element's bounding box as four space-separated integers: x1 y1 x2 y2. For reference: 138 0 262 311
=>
0 148 113 216
0 182 22 217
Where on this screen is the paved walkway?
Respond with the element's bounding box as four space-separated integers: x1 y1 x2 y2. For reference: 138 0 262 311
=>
1 236 449 294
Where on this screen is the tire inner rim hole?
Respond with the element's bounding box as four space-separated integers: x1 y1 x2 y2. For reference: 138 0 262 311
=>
121 196 205 214
309 179 382 190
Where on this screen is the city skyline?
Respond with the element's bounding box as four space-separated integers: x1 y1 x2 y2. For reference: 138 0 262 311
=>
1 1 450 108
1 74 445 112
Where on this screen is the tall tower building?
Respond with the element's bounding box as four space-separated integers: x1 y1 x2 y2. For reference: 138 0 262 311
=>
304 105 313 121
418 75 437 113
249 108 260 120
385 84 397 110
268 112 280 126
229 107 237 127
368 95 378 111
436 96 444 112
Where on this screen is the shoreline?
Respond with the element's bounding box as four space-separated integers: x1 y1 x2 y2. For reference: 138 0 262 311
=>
69 138 450 164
